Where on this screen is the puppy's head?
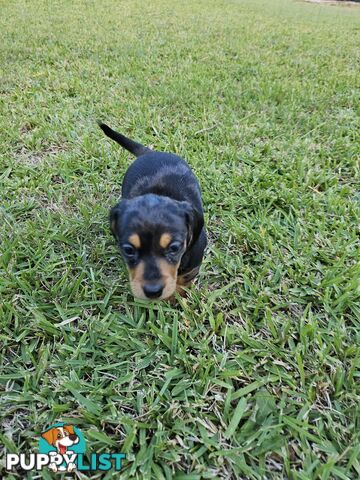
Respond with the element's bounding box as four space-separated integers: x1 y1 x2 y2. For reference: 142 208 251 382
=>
110 194 203 300
41 425 79 453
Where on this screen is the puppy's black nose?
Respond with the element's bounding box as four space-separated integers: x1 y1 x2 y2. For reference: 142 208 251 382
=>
69 434 77 441
143 284 163 299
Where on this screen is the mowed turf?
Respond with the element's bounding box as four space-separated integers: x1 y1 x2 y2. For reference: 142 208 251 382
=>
0 0 359 478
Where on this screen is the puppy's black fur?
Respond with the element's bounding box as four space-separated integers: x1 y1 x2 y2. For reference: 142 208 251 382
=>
100 122 207 300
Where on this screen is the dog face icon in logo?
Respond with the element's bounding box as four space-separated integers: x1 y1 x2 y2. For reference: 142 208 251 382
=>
39 423 86 473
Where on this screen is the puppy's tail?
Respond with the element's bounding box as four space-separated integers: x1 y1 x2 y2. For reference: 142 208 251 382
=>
98 122 151 157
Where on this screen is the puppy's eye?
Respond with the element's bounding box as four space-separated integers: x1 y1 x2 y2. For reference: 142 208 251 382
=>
122 244 136 257
168 242 182 254
57 433 62 438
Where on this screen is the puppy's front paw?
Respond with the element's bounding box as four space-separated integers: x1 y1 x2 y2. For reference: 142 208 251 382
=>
67 462 77 472
49 463 58 472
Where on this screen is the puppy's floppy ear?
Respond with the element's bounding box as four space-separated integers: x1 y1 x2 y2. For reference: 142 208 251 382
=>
181 202 204 249
41 428 56 446
110 200 128 240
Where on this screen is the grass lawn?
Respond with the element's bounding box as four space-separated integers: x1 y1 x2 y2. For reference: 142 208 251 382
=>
1 0 359 478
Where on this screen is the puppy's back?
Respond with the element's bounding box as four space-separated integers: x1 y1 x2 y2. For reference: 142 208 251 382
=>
122 152 203 212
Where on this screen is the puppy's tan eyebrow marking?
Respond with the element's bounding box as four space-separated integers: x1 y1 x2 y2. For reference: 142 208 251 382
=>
160 233 172 249
129 233 141 248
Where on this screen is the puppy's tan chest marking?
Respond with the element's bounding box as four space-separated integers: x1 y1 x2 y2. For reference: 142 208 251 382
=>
177 266 200 287
129 233 141 249
174 267 200 299
159 233 172 249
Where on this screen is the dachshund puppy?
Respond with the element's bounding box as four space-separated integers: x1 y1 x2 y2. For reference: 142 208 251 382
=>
99 123 207 300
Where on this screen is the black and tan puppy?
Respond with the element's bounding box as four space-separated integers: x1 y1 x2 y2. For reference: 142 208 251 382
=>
100 123 207 300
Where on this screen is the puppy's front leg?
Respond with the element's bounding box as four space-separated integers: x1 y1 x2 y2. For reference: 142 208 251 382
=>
67 462 77 472
49 463 58 472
